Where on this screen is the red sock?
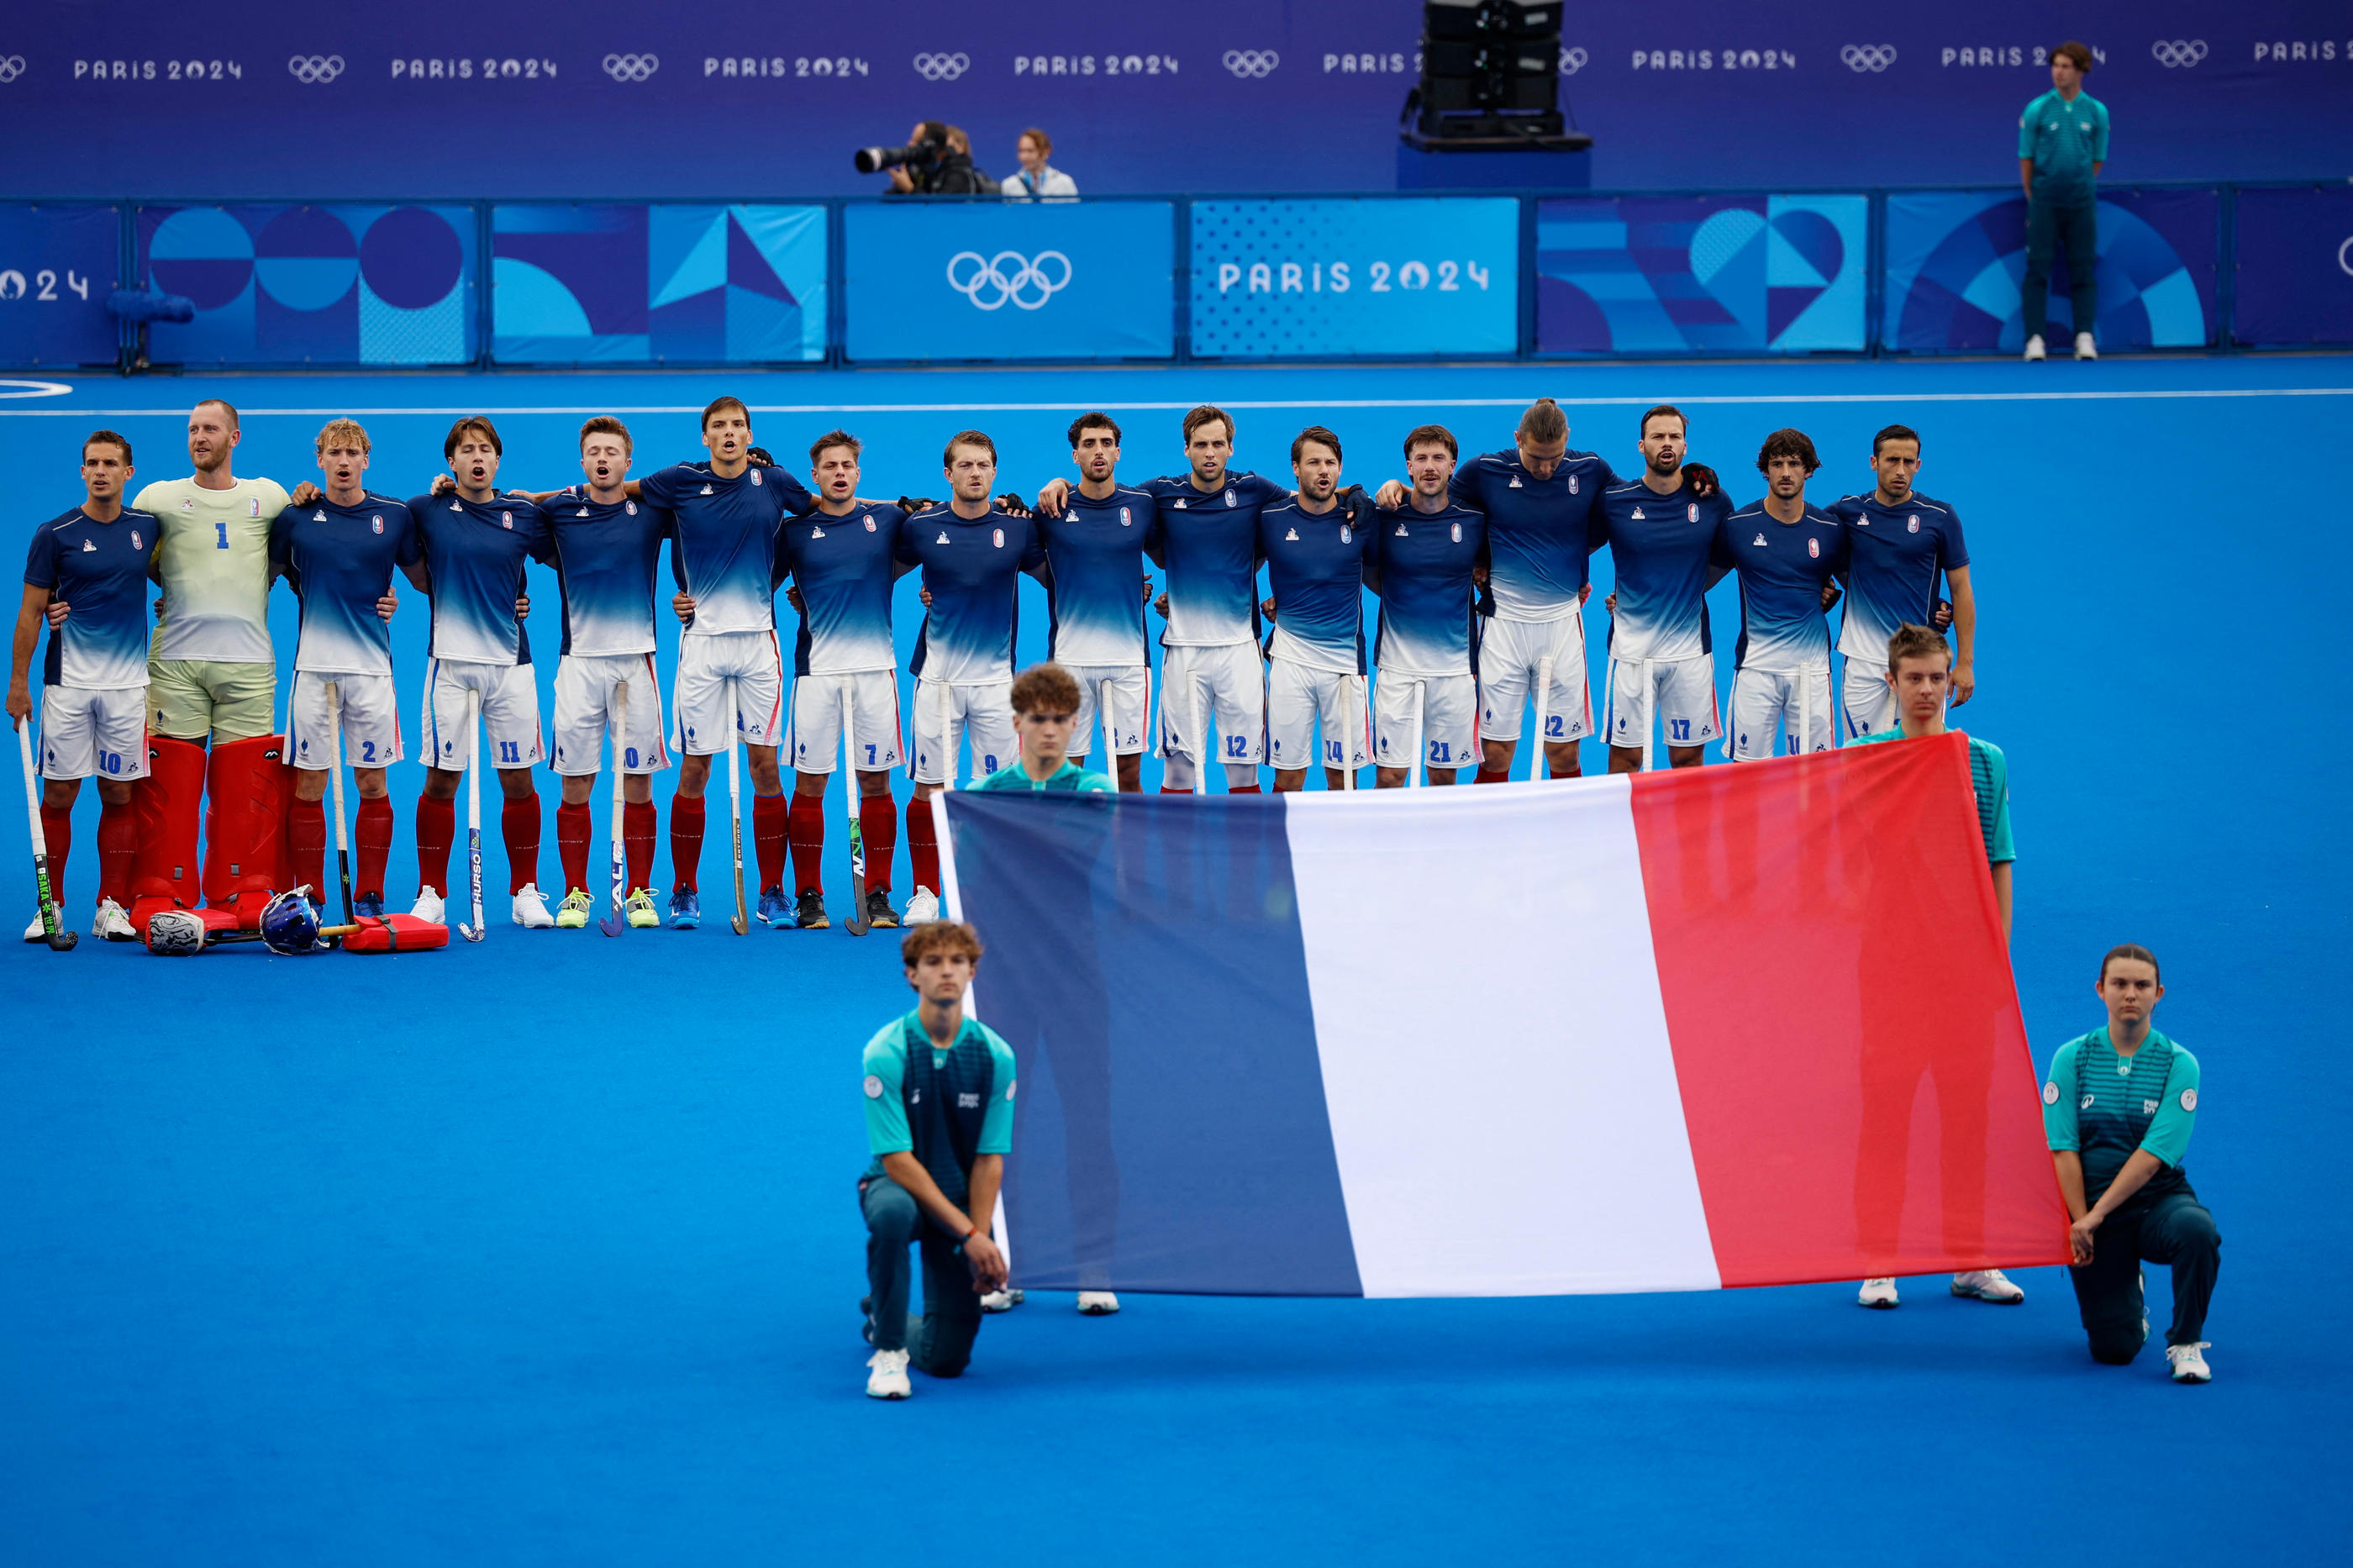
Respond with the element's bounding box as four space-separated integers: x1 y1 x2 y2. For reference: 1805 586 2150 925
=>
39 806 71 908
624 800 657 893
1475 767 1512 785
859 792 897 892
787 793 826 894
502 792 540 895
415 795 454 897
753 792 789 894
355 797 393 900
556 802 593 894
96 798 136 906
906 796 940 893
670 793 705 892
290 798 326 901
1159 786 1189 795
1228 784 1262 794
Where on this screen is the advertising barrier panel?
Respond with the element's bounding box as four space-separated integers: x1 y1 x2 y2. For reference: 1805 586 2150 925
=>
0 204 122 369
844 201 1174 362
1882 187 2219 353
493 204 826 364
1535 194 1867 354
134 204 479 366
2230 187 2353 347
1189 197 1519 358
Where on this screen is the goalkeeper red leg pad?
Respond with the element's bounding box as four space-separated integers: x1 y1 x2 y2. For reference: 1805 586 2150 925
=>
128 735 206 934
201 735 293 929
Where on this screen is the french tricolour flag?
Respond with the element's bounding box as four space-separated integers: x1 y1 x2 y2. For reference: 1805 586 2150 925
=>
939 734 2067 1297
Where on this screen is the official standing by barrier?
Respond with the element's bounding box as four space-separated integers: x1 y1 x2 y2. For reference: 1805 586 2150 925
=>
2017 42 2109 362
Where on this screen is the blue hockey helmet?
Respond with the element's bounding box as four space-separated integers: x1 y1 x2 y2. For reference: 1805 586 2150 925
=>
259 887 324 955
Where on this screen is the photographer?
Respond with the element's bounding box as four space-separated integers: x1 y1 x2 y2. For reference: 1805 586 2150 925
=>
1000 128 1078 200
869 121 993 196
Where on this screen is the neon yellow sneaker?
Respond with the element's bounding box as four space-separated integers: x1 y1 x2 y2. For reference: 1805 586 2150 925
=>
625 887 661 929
555 887 594 929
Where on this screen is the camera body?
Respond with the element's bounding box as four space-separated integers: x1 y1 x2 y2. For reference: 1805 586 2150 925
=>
855 135 944 176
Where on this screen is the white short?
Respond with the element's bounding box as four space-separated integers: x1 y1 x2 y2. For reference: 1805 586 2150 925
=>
1841 658 1893 741
1373 671 1479 772
1724 666 1834 760
1605 654 1721 751
1157 642 1266 767
551 653 670 776
288 671 403 771
423 658 544 771
1266 658 1369 771
39 685 147 781
910 677 1015 786
788 670 904 774
1065 663 1150 758
672 630 785 754
1479 612 1594 745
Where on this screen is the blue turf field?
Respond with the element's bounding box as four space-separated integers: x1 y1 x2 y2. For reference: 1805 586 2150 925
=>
2 356 2347 1564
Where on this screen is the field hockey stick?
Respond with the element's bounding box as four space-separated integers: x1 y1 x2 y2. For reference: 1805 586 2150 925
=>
1641 660 1656 775
1098 677 1115 766
15 718 75 950
1187 658 1206 795
325 680 353 925
728 680 749 935
935 675 955 792
458 688 485 941
1533 655 1554 781
598 681 627 937
1799 669 1815 758
1409 681 1426 788
842 684 869 936
1345 674 1361 789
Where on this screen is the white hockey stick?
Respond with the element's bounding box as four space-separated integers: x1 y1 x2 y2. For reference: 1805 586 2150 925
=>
1641 659 1656 775
1345 673 1362 790
842 683 869 936
1098 678 1115 766
935 676 955 792
598 681 628 937
1408 681 1426 789
1799 669 1815 758
727 681 748 934
325 680 352 925
458 688 485 941
1186 655 1206 796
1533 655 1555 781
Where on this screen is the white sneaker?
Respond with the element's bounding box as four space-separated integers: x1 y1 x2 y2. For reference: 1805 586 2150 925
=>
93 897 135 941
979 1286 1024 1313
411 887 446 924
1858 1277 1899 1308
904 887 940 924
24 912 49 942
2074 331 2098 360
2023 334 2046 361
510 883 555 929
2166 1342 2212 1383
1950 1268 2025 1303
865 1347 911 1399
1076 1291 1121 1315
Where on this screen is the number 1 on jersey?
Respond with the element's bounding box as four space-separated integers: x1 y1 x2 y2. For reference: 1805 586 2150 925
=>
214 522 229 549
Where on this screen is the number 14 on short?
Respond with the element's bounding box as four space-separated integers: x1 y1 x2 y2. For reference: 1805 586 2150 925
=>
1215 259 1491 294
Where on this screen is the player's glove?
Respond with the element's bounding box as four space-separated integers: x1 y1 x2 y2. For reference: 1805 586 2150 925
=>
1682 463 1720 499
896 495 937 514
745 447 776 469
1339 483 1368 523
995 492 1034 518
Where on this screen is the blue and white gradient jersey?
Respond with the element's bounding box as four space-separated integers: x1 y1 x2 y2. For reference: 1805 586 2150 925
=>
1452 447 1616 621
1827 490 1969 666
778 500 905 677
1143 471 1288 648
1598 481 1734 664
24 506 158 689
408 492 550 667
1719 502 1847 672
638 461 813 638
1373 501 1486 679
1039 486 1151 669
897 504 1045 684
531 491 670 658
268 495 420 677
1259 496 1372 676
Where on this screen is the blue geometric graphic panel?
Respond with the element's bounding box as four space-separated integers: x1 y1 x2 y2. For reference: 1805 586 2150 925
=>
0 204 124 368
1535 194 1867 355
1883 188 2219 353
492 204 825 365
135 205 476 366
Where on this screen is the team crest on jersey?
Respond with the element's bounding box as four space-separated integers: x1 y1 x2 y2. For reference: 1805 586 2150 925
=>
625 501 637 516
500 511 513 529
750 471 762 486
992 528 1004 548
371 516 384 534
1119 507 1131 526
1754 533 1768 547
1450 521 1461 543
130 530 141 549
1340 525 1351 542
250 498 262 516
1907 515 1919 533
1687 503 1698 522
1224 490 1235 507
864 514 876 532
1568 475 1579 494
1807 538 1819 558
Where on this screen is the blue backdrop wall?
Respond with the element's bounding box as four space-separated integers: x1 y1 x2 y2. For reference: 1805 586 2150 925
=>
3 2 2346 197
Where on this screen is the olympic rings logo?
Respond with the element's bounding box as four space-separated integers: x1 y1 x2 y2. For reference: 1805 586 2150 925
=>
1840 45 1896 72
2150 39 2208 68
1224 50 1280 78
1558 46 1588 75
603 53 659 82
0 56 25 85
946 250 1071 311
913 52 969 81
287 55 345 84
